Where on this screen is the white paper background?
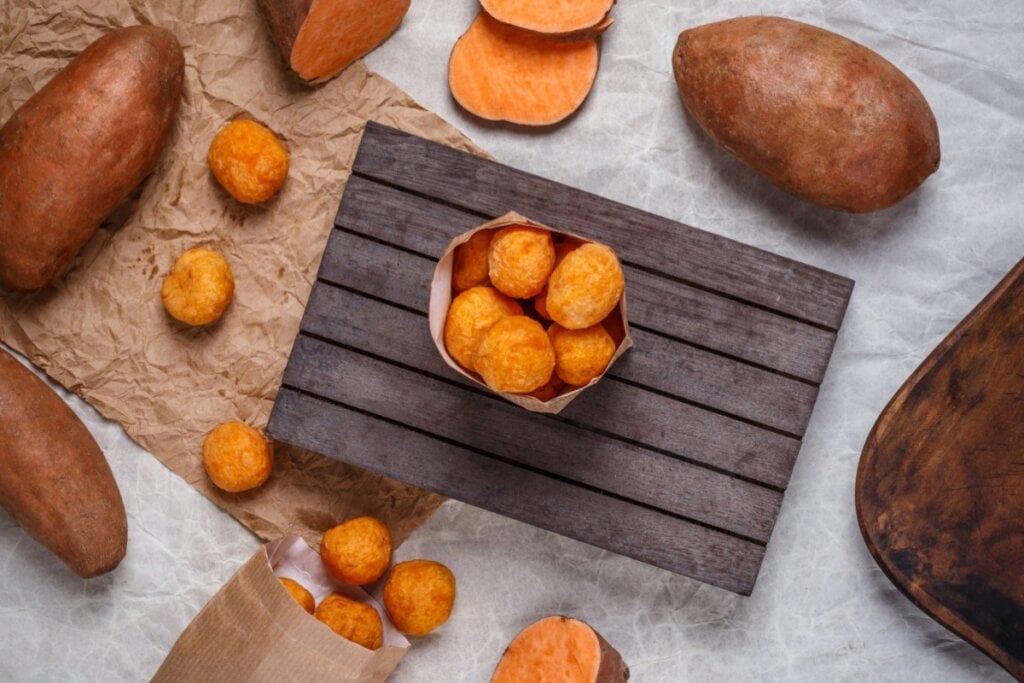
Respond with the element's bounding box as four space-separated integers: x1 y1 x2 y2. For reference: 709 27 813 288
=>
1 0 1022 680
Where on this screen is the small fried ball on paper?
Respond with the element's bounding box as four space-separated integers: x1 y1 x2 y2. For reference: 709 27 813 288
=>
444 286 523 371
547 243 624 330
529 373 565 402
279 577 315 614
383 560 456 637
548 322 616 386
452 229 494 292
488 225 555 298
474 316 555 394
202 421 273 493
533 286 551 321
314 593 384 650
320 516 392 586
208 119 289 204
161 247 235 326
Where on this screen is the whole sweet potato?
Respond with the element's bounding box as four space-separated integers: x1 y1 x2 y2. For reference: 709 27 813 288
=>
673 16 940 213
0 25 184 291
0 349 127 577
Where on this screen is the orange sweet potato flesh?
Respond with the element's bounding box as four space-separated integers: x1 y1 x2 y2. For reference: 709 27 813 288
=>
258 0 410 82
480 0 615 38
0 26 184 292
449 13 600 126
0 350 127 578
673 16 940 213
491 616 629 683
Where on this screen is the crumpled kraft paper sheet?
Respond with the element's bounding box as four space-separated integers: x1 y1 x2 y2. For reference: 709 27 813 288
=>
0 1 485 546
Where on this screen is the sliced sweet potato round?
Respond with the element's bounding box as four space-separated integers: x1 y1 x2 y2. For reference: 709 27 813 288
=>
480 0 615 38
448 13 600 126
491 615 629 682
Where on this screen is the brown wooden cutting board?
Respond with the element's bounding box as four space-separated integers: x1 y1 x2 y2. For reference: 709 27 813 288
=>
267 122 853 595
857 258 1023 679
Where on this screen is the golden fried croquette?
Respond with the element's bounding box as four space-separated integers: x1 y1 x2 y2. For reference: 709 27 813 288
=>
546 243 624 329
383 560 456 637
320 516 392 586
314 593 384 650
548 322 616 386
529 373 565 401
208 119 289 204
488 225 555 298
473 316 554 393
452 229 494 292
161 247 235 326
444 286 523 370
202 421 273 493
533 286 550 321
279 577 315 614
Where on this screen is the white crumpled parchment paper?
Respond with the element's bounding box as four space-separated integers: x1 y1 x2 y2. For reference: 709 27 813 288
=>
2 0 1022 680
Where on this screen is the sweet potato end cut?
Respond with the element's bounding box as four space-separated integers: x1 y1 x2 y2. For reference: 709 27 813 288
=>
449 13 599 125
481 0 615 36
290 0 410 82
491 616 629 683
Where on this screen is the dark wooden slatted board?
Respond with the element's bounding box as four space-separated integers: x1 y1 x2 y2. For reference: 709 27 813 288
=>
268 122 854 595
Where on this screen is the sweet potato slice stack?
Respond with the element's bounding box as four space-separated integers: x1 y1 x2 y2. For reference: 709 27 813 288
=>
481 0 615 39
449 13 600 126
491 616 629 683
258 0 410 82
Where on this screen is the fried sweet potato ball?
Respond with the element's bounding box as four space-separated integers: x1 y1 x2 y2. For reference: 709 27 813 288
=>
488 225 555 298
444 286 523 371
383 560 456 637
314 593 384 650
474 315 555 393
528 373 565 401
548 322 616 386
161 247 235 326
208 119 289 204
546 243 624 329
452 229 494 292
321 516 392 586
279 577 315 614
202 421 273 493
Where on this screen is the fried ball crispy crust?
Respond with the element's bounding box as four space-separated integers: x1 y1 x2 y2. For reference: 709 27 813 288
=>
314 593 384 650
444 286 523 370
474 315 555 393
528 373 565 401
202 421 273 493
548 322 616 386
488 225 555 298
161 247 235 326
321 516 393 586
208 119 289 204
452 229 494 292
383 559 456 637
279 577 315 614
546 243 624 329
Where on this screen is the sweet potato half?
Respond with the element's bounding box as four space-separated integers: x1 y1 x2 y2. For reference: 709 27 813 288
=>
480 0 615 39
0 350 127 578
673 16 940 213
0 26 184 292
491 616 629 682
258 0 410 82
449 13 600 126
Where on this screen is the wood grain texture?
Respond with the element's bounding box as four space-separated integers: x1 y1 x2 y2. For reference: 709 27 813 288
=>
857 258 1024 679
351 121 854 329
268 123 853 595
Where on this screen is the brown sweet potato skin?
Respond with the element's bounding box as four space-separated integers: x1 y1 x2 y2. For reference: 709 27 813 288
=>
0 349 127 577
673 16 940 213
0 25 184 291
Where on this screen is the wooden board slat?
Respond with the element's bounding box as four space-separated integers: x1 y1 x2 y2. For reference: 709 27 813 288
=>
270 388 767 595
336 174 838 383
268 123 854 595
350 121 854 330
